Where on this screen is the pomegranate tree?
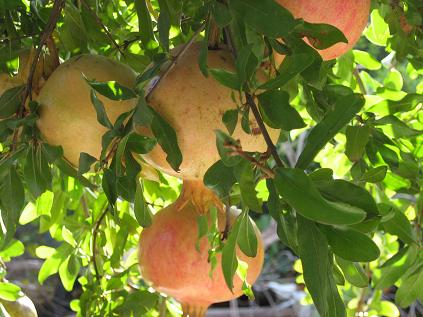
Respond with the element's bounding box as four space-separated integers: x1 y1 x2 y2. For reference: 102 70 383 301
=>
138 181 264 317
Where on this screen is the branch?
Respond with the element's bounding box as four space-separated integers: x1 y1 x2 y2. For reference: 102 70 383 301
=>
353 67 367 95
145 21 207 100
91 204 110 280
225 142 275 178
11 0 65 151
80 0 124 55
222 27 285 168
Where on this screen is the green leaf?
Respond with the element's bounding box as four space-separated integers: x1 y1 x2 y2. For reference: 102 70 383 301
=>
215 130 242 167
212 2 232 27
222 109 238 135
257 90 305 130
209 69 241 90
204 160 236 200
228 0 299 38
360 166 388 183
102 169 117 205
149 106 182 172
237 210 258 257
375 115 422 138
23 146 51 198
59 255 79 291
353 50 382 70
235 45 259 83
297 216 346 317
0 282 21 301
62 226 77 247
274 168 366 225
134 0 156 50
314 179 379 216
0 85 24 119
90 89 113 129
42 143 63 163
267 180 299 252
0 239 24 259
55 158 97 189
382 207 416 244
233 160 261 212
294 21 348 50
375 245 418 290
364 10 390 46
345 125 370 162
127 133 157 154
259 53 315 90
86 79 137 101
157 0 171 51
39 244 73 284
322 226 380 262
134 180 152 227
110 228 129 268
0 147 25 179
395 262 423 308
117 175 136 202
0 166 25 222
335 256 368 288
78 152 97 176
221 216 241 291
296 93 365 169
196 214 208 251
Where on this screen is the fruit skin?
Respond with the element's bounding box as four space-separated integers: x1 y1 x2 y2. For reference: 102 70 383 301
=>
1 295 38 317
276 0 371 60
36 54 137 167
138 181 264 317
136 43 280 180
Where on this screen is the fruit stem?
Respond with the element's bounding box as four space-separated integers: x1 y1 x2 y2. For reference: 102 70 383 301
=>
177 180 224 215
181 302 209 317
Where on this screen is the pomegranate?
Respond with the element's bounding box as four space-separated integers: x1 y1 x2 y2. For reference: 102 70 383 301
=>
276 0 371 60
138 180 264 317
36 54 137 167
136 43 280 180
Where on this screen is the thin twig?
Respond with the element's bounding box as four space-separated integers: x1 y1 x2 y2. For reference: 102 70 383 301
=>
223 202 231 240
353 67 367 95
222 26 284 168
225 142 275 178
145 0 159 21
145 21 207 100
80 0 124 55
91 204 110 279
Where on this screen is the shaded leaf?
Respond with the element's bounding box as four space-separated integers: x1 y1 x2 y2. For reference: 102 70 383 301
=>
296 93 365 169
274 168 366 225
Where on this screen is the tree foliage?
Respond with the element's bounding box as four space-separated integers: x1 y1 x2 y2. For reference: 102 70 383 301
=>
0 0 422 316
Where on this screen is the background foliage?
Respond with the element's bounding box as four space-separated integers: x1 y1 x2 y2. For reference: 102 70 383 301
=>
0 0 422 316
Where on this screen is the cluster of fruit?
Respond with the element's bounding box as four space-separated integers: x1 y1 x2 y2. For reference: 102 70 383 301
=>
0 1 371 316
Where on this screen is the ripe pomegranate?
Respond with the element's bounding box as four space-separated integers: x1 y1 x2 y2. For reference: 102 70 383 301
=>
36 55 137 167
276 0 371 60
138 181 264 317
136 43 280 180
